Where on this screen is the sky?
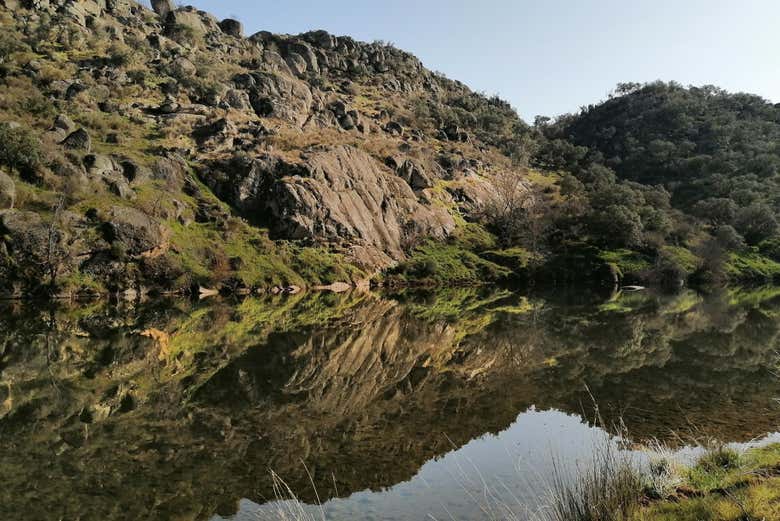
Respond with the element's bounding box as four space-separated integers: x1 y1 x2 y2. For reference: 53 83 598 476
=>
145 0 780 122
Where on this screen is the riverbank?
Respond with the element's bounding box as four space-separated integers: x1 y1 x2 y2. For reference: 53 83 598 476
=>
636 444 780 520
546 437 780 521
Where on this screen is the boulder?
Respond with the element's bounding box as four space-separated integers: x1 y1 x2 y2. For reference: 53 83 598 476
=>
103 206 166 257
120 160 151 184
151 0 174 18
64 82 87 101
104 177 135 200
157 94 180 114
152 156 188 190
246 71 313 126
391 158 433 190
170 57 197 78
301 30 337 50
219 18 243 37
52 114 76 134
282 41 320 75
192 118 236 150
84 154 120 177
164 8 216 36
284 52 308 77
223 89 251 111
0 171 15 209
61 128 91 151
328 100 363 131
384 121 404 136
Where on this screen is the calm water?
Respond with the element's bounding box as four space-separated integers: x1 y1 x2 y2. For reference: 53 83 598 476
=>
1 286 779 520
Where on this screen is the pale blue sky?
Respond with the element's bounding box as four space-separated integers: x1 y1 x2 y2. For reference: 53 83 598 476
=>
147 1 780 121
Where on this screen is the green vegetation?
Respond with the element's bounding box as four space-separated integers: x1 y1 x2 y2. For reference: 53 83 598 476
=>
724 249 780 283
598 249 653 278
638 444 780 521
385 241 510 286
0 123 41 176
547 442 780 521
1 5 779 294
397 82 780 289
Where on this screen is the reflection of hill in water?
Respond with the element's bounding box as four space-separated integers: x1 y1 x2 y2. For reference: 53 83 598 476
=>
0 288 779 520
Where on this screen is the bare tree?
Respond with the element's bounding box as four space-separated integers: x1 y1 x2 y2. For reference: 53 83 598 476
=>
39 194 68 291
479 171 550 252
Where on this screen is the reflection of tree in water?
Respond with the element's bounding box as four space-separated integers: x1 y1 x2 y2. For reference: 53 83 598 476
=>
519 291 780 441
0 288 779 520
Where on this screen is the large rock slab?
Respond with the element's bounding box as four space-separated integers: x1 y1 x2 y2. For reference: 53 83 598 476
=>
203 146 455 267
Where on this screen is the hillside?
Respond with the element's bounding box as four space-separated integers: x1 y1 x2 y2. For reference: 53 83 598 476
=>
535 82 780 285
0 0 545 297
0 1 779 298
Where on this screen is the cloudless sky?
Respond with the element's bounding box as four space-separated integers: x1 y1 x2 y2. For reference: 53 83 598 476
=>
144 0 780 122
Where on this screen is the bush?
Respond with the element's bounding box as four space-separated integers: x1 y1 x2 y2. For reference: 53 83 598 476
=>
0 124 41 176
735 204 779 245
759 237 780 261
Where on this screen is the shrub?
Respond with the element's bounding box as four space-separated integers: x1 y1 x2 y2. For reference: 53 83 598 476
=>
0 31 23 63
735 204 778 245
0 124 41 176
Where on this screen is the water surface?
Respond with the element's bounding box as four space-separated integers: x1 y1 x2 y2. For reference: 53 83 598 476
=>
1 286 779 520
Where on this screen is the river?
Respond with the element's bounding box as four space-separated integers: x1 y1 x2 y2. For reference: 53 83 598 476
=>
1 286 779 520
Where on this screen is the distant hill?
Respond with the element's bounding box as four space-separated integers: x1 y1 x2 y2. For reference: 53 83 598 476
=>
557 82 780 210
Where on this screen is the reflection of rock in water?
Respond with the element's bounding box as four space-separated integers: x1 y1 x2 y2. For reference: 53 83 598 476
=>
0 288 779 520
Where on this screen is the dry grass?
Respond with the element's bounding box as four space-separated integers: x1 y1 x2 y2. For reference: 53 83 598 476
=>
546 442 644 521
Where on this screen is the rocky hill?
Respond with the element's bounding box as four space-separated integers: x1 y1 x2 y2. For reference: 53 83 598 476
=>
1 0 780 299
0 0 540 298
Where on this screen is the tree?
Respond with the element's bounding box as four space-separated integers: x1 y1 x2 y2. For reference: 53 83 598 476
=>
480 171 549 251
0 124 41 178
713 225 745 252
588 205 644 249
735 204 778 245
692 198 738 226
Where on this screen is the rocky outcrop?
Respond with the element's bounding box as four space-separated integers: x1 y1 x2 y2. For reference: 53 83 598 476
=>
202 146 455 268
387 156 434 190
219 18 243 37
239 71 314 126
150 0 173 18
61 128 91 151
0 0 533 292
